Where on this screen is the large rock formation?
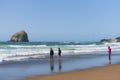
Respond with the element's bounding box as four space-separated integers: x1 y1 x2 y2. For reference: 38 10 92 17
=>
100 39 117 43
115 37 120 42
100 37 120 43
10 30 29 42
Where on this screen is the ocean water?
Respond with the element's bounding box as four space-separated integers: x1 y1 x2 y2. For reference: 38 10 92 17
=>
0 41 120 63
0 42 120 80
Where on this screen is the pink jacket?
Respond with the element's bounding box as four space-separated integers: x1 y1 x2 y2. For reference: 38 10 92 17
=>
108 47 111 54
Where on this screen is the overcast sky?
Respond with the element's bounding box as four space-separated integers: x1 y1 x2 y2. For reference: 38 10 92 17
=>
0 0 120 42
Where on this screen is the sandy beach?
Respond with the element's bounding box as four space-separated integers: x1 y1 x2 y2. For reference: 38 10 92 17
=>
26 63 120 80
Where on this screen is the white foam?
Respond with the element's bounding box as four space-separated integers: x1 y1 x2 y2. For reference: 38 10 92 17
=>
0 42 120 62
9 45 47 48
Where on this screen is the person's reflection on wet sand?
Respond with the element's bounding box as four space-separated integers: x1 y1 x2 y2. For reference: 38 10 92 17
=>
108 60 111 64
58 57 62 72
50 58 54 72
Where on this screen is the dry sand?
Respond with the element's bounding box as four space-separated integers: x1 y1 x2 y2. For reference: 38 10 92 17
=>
26 64 120 80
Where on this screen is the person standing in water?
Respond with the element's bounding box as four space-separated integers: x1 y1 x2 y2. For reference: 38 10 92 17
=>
108 46 111 64
50 48 54 59
58 48 62 71
50 48 54 72
58 48 61 57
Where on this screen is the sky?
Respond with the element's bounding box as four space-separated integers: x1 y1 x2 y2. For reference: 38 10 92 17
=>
0 0 120 42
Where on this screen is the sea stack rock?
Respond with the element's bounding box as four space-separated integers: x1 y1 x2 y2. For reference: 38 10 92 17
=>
10 30 29 42
115 37 120 42
100 39 117 43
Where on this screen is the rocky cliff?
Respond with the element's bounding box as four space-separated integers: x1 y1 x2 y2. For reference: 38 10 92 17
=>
100 37 120 43
10 30 29 42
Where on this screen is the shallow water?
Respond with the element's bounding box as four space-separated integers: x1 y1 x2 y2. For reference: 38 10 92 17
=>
0 53 120 80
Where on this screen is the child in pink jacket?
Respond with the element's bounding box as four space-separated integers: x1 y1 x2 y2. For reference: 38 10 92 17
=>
108 46 111 63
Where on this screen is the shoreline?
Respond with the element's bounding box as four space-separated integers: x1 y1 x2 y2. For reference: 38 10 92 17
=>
26 63 120 80
0 53 120 80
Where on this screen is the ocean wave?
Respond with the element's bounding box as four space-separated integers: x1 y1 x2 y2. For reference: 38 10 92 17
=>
0 42 120 63
9 45 47 48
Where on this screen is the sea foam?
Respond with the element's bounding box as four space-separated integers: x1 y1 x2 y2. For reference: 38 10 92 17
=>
0 42 120 63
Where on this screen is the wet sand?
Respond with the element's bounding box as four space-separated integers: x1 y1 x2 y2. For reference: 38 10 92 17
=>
26 63 120 80
1 54 120 80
